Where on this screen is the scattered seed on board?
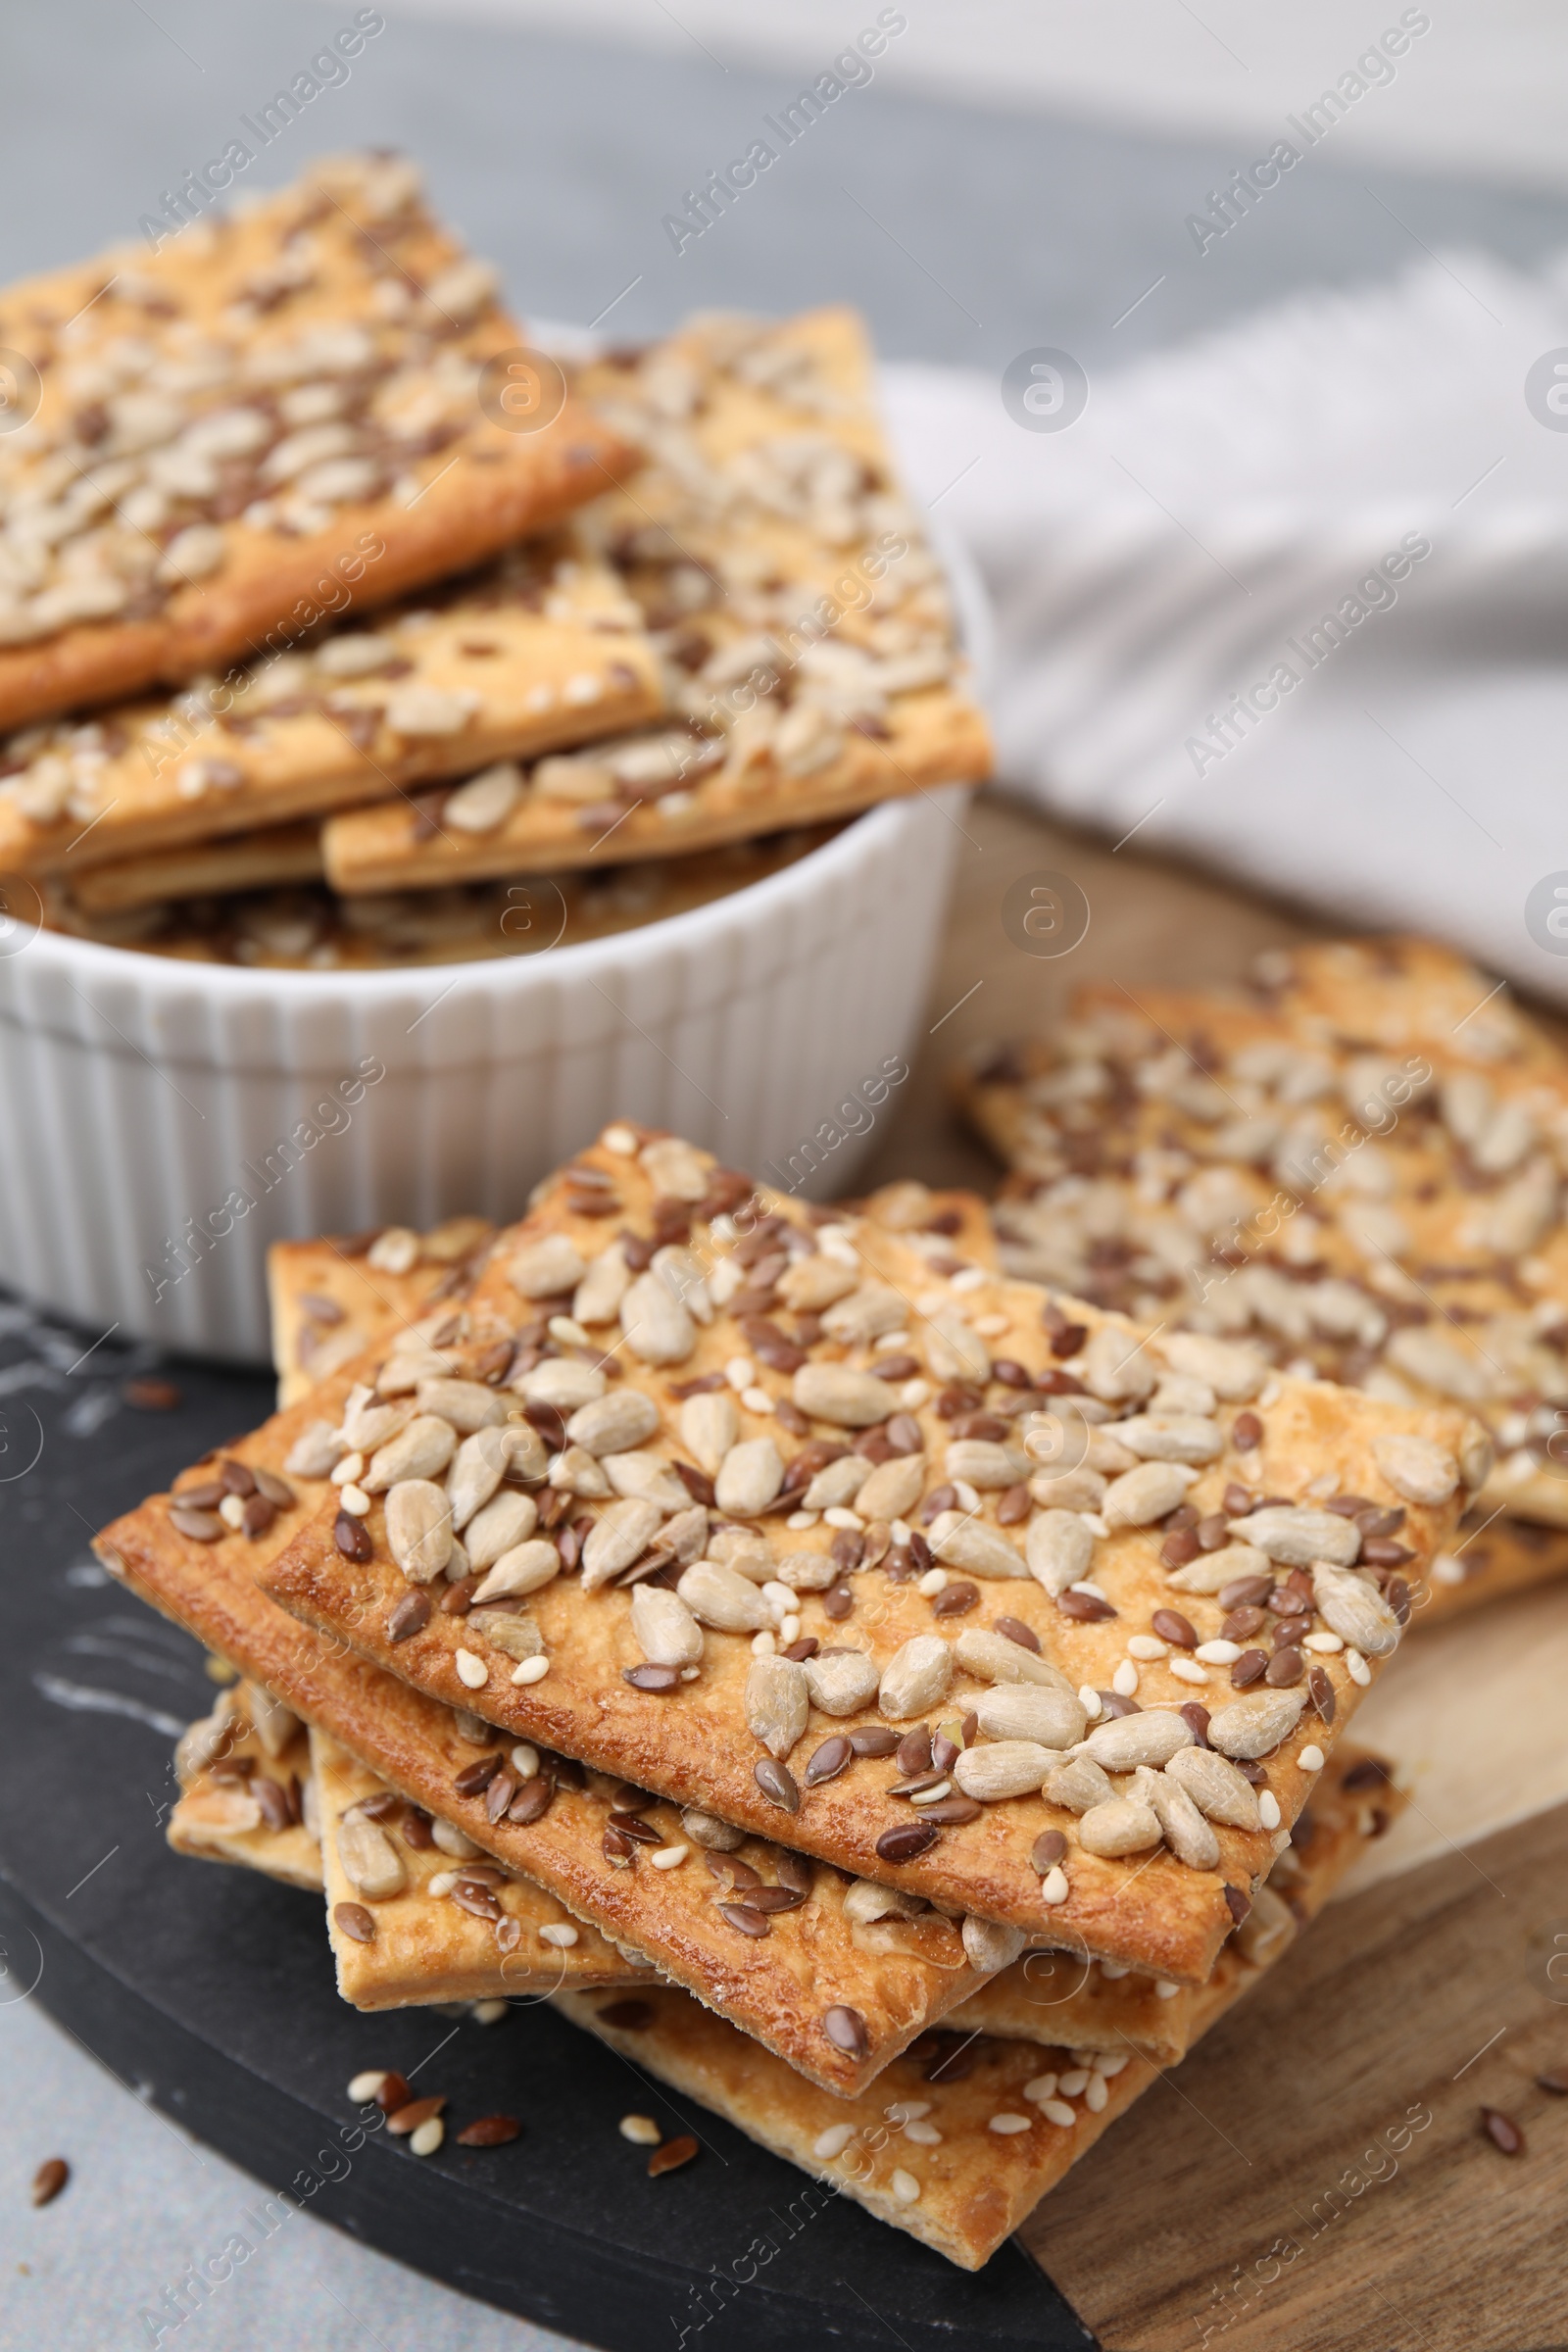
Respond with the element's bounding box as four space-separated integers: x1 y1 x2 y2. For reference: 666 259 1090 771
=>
620 2115 662 2145
30 2158 69 2208
387 2095 446 2137
456 2115 520 2147
648 2134 700 2178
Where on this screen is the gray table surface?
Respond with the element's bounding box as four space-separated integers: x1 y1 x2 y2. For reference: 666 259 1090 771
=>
0 1992 576 2352
5 7 1568 2346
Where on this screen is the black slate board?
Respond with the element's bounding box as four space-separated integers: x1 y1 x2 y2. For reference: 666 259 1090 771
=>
0 1300 1089 2351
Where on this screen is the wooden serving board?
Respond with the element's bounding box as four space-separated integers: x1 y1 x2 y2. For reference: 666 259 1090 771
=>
1025 1573 1568 2350
1027 1798 1568 2352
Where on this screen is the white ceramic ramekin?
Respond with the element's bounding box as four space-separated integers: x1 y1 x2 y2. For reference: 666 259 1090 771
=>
0 786 967 1360
0 521 988 1363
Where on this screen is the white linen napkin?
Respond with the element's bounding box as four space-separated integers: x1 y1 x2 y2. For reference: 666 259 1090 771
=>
880 246 1568 1003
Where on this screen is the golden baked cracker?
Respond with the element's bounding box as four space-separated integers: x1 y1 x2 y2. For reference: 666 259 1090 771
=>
97 1224 1036 2096
269 1219 497 1406
68 821 325 912
0 544 662 877
849 1180 997 1271
312 1726 640 2006
938 1226 1565 1639
950 1740 1399 2061
318 307 992 893
168 1678 320 1890
561 1986 1156 2269
46 820 840 963
176 1691 1390 2083
257 1125 1475 1984
268 1194 981 1408
956 946 1568 1529
1423 1503 1568 1618
554 1988 1153 2271
166 1696 643 1997
101 1488 1014 2094
550 1742 1393 2268
1252 934 1566 1076
0 154 636 732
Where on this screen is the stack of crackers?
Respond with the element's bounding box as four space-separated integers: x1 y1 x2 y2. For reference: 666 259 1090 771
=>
0 157 990 968
101 1117 1501 2269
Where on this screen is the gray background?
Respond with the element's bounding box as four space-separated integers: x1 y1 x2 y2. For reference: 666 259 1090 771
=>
8 0 1568 373
3 5 1564 2347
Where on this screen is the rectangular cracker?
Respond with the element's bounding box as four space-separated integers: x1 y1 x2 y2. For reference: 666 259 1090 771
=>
267 1192 992 1408
268 1219 497 1405
67 819 323 910
168 1677 321 1891
264 1213 1566 1646
1425 1502 1568 1618
949 1739 1399 2062
257 1124 1475 1984
101 1492 1011 2093
45 817 841 965
96 1203 1040 2095
551 1762 1383 2281
0 542 662 877
956 936 1568 1529
555 1980 1157 2270
551 1740 1394 2270
166 1688 639 1996
933 1152 1562 1642
318 307 992 893
178 1677 1392 2077
0 154 636 733
1252 935 1568 1080
311 1725 642 2006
